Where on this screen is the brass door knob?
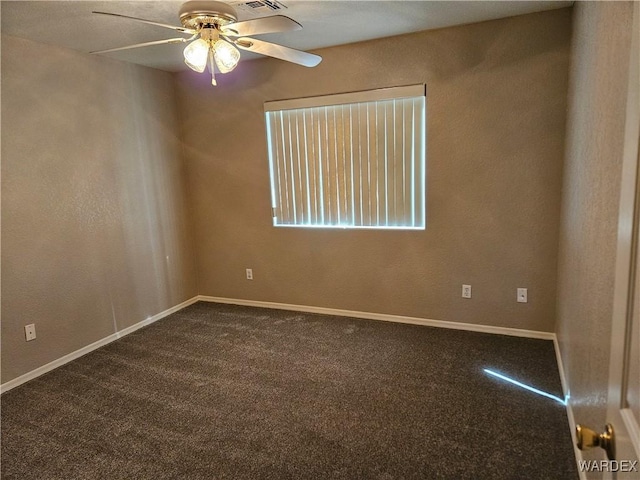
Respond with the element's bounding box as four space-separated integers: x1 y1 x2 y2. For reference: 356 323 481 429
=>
576 423 615 460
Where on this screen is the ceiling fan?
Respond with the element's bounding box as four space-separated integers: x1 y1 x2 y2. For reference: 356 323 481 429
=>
91 0 322 86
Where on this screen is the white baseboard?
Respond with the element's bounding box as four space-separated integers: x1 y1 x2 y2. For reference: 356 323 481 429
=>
0 296 200 394
197 295 556 340
553 336 587 480
3 294 582 475
1 294 558 392
566 403 587 480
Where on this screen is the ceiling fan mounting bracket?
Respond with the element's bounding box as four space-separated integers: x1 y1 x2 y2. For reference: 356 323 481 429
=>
179 1 238 30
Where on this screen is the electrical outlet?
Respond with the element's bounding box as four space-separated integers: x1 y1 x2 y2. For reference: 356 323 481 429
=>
517 288 528 303
462 284 472 299
24 324 36 342
246 268 253 280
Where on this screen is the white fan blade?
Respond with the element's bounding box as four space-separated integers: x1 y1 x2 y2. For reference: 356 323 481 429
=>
91 37 190 55
93 11 197 35
222 15 301 37
235 38 321 67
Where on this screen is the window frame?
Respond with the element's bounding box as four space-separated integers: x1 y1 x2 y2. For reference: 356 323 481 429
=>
264 84 426 230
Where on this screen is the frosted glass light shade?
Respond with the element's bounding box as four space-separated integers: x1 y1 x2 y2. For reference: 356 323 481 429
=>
213 39 240 73
183 39 209 73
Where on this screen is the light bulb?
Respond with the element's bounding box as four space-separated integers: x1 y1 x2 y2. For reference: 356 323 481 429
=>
212 39 240 73
183 39 209 73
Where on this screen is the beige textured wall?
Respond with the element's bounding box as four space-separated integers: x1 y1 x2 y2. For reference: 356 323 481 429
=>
1 35 197 382
556 1 634 451
176 9 571 332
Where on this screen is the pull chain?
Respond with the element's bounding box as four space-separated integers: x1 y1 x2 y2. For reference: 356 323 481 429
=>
208 49 217 86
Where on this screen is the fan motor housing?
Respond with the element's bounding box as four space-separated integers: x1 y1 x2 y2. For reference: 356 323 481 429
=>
179 1 238 29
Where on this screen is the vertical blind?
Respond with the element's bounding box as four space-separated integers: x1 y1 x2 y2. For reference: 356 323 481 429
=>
264 84 426 229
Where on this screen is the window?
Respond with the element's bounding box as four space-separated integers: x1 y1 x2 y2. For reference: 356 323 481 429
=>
264 84 426 229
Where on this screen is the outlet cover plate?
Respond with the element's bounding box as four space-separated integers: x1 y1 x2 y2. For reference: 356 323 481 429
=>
24 324 36 341
517 288 528 303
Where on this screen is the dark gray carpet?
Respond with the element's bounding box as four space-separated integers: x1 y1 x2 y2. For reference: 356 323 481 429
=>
2 302 578 479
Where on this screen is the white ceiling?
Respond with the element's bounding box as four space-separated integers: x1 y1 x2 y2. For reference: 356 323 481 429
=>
1 0 572 72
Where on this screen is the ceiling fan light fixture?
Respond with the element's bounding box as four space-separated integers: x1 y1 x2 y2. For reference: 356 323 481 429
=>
92 2 322 88
212 39 240 73
183 38 209 72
